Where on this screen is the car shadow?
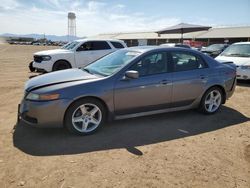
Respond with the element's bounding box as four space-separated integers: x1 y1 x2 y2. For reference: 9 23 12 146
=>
13 106 249 156
237 80 250 87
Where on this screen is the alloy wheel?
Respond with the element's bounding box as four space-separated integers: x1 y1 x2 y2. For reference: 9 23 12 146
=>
204 90 222 113
71 103 102 133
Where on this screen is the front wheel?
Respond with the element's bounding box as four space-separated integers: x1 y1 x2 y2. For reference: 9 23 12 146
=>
65 98 106 135
29 61 35 72
199 87 223 114
52 60 71 71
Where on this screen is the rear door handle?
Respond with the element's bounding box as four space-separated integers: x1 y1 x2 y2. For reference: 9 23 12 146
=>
200 75 207 79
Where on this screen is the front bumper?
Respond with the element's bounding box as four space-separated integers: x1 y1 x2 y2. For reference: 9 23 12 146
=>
236 67 250 80
18 98 72 128
32 60 53 72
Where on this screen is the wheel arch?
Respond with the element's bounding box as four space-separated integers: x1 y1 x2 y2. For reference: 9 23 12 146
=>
53 59 72 70
203 84 226 104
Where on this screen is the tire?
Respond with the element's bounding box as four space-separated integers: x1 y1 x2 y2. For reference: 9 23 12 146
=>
199 87 223 114
64 98 107 135
29 61 36 72
52 60 71 71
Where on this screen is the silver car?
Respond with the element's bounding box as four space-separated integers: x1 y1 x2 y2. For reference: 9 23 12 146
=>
18 46 236 135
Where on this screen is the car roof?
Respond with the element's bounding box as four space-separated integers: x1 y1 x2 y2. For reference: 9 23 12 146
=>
126 46 165 53
127 45 194 53
75 38 124 43
233 42 250 45
160 43 176 46
207 43 228 45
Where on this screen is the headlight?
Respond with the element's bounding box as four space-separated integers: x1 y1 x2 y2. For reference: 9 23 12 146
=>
241 65 250 69
41 55 51 61
26 92 60 101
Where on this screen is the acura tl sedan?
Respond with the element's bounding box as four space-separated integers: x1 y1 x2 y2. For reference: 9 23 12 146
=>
19 46 236 135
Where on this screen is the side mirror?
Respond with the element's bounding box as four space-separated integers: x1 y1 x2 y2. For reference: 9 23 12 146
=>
124 70 139 79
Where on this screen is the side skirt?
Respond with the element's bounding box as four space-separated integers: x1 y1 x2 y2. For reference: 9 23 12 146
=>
114 105 194 120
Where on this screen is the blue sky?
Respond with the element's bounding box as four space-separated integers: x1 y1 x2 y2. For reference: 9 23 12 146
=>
0 0 249 36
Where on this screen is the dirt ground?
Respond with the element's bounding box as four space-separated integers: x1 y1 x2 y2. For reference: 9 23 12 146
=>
0 44 249 188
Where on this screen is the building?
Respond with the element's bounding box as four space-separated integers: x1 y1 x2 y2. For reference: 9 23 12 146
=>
92 26 250 47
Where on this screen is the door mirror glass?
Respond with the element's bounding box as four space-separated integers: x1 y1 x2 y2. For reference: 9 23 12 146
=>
124 70 139 79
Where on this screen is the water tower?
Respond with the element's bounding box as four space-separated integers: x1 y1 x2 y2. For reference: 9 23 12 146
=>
68 12 76 41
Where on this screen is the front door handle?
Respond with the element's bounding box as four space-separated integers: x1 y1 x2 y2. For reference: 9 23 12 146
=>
159 80 169 85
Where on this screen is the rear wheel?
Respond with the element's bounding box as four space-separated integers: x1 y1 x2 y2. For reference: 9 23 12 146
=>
52 60 71 71
199 87 223 114
65 98 106 135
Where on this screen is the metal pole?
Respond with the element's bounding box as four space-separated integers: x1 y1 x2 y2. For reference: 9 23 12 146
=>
181 28 183 44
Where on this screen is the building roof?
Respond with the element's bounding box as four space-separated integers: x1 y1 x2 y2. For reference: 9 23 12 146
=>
92 31 204 39
91 26 250 40
196 26 250 38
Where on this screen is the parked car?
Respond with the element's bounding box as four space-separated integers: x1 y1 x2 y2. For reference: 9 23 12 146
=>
160 43 191 48
215 42 250 80
191 46 205 51
19 46 236 135
201 43 229 58
29 39 127 72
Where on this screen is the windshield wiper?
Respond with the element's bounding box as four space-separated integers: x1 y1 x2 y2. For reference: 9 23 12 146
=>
82 68 93 74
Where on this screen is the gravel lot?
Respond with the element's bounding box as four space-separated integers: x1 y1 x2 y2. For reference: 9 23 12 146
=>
0 44 249 188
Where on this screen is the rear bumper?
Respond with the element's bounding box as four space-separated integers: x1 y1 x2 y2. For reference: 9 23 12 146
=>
18 98 72 128
236 68 250 80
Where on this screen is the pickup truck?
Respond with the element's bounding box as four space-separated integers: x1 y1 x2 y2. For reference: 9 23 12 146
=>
29 39 127 72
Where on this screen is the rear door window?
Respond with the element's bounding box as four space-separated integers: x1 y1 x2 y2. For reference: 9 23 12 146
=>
92 41 111 50
170 51 207 72
111 41 124 49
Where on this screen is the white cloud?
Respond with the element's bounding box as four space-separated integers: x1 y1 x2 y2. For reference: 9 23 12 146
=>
0 0 181 36
0 0 20 10
115 4 126 9
87 1 106 12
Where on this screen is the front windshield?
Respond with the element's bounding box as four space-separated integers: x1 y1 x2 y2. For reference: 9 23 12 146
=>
61 41 80 50
83 49 141 76
205 44 225 51
221 44 250 57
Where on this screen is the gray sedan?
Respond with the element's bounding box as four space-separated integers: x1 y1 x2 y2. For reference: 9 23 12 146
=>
19 46 236 135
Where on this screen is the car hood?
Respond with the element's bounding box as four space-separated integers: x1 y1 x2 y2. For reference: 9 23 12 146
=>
34 49 72 55
25 69 99 91
215 55 250 66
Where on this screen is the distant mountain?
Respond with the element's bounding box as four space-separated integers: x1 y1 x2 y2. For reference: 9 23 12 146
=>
0 33 85 41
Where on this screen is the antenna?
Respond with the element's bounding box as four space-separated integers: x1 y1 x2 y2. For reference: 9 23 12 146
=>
68 12 76 41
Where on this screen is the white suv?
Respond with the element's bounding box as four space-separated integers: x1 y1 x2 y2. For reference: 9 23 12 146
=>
216 42 250 80
30 39 127 72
